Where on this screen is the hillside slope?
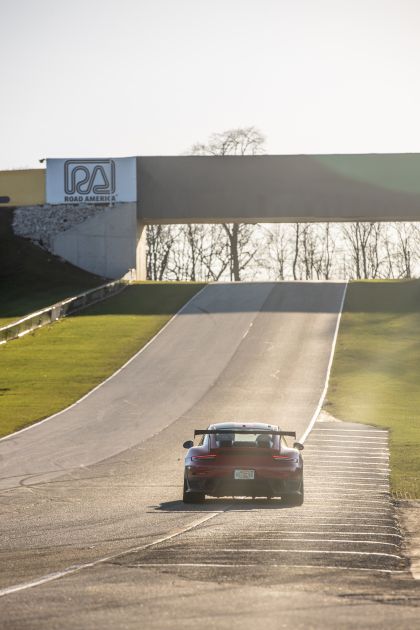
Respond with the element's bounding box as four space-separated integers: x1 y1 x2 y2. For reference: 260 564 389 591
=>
0 209 105 326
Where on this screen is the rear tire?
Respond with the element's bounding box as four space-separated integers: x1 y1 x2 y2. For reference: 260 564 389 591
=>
183 478 205 504
281 479 304 507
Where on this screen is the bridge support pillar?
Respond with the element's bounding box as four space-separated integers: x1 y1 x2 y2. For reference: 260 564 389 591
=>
136 223 147 280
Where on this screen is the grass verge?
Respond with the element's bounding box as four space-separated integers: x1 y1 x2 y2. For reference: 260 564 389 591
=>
0 209 104 327
0 282 204 438
324 280 420 499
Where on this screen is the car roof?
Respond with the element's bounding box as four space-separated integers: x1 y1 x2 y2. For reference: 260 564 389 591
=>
208 422 279 431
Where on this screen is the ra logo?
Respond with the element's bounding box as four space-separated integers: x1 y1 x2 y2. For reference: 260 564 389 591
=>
64 159 116 195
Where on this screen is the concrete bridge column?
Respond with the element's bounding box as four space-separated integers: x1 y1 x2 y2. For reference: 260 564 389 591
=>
136 223 147 280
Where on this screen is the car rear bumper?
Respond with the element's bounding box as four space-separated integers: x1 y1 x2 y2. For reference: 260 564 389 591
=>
185 473 303 497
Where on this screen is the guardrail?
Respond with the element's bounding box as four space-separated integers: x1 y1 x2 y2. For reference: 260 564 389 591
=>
0 277 130 345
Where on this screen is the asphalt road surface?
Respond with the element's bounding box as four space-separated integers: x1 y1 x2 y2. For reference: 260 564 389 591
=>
0 282 418 629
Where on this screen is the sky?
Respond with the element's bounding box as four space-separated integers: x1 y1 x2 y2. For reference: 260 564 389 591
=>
0 0 420 170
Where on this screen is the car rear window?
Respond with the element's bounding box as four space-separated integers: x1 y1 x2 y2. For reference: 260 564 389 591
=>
212 432 279 449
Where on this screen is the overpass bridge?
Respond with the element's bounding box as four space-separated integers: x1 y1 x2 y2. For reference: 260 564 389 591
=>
1 153 420 279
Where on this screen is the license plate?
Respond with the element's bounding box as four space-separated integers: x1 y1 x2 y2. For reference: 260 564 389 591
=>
234 469 255 480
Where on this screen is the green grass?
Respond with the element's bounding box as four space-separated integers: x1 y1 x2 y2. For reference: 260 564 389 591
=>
0 209 104 327
0 282 204 438
325 280 420 499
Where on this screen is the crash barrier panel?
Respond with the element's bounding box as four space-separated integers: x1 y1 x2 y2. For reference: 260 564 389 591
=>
0 276 130 345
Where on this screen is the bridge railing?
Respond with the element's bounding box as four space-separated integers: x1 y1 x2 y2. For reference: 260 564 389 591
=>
0 277 130 345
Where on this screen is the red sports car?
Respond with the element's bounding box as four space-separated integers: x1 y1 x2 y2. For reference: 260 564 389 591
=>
182 422 304 505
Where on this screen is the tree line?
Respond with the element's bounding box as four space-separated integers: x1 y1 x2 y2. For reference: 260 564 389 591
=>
147 221 420 282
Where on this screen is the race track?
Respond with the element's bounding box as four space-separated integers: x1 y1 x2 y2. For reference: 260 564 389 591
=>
0 282 417 629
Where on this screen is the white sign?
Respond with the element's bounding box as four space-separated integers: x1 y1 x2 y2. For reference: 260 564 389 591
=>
46 157 137 204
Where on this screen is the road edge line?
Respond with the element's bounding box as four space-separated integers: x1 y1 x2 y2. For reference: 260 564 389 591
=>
299 281 348 444
0 509 222 598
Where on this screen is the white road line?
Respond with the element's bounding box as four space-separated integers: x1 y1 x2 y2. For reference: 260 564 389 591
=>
306 482 389 488
309 469 390 474
305 488 390 492
270 517 397 523
308 440 388 446
129 563 405 574
228 538 399 547
302 502 391 509
235 531 402 538
310 444 388 448
312 429 387 434
305 453 389 458
308 471 390 476
308 459 389 464
0 509 225 598
309 475 389 481
306 444 388 455
194 549 403 559
305 490 390 504
306 453 389 458
307 456 389 460
287 510 392 516
305 506 390 514
300 283 348 444
307 470 389 475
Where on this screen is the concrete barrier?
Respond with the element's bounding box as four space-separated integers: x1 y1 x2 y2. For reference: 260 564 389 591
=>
0 278 129 345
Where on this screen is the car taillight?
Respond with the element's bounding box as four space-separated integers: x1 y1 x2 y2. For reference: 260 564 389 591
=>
191 454 217 461
272 454 294 460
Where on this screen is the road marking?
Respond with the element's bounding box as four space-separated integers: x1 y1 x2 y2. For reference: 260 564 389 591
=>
300 283 348 443
303 496 390 502
308 475 389 481
308 456 389 460
308 437 388 442
228 538 399 547
235 531 402 538
0 509 226 598
312 429 387 434
129 563 406 574
306 444 388 455
301 506 391 513
308 470 390 475
311 470 391 477
306 482 389 489
268 515 399 531
283 510 393 517
241 322 253 340
307 488 391 493
187 548 403 559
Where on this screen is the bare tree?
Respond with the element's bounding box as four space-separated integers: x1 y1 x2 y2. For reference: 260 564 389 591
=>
147 225 177 280
342 222 384 279
393 222 418 278
292 224 301 280
191 127 266 157
260 224 290 280
190 127 265 280
321 223 335 280
198 224 231 281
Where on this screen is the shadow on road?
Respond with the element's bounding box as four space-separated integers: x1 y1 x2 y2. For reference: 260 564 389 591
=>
152 498 290 512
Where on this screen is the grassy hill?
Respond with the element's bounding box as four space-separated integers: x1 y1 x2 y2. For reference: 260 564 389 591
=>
0 209 105 327
0 282 204 438
325 280 420 499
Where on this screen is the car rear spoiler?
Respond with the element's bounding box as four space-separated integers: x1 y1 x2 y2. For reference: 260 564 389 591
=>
194 429 296 438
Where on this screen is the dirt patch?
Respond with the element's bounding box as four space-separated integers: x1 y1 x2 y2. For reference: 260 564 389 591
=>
397 500 420 579
317 409 342 423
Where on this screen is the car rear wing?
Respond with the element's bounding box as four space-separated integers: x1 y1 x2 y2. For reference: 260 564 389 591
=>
194 429 296 438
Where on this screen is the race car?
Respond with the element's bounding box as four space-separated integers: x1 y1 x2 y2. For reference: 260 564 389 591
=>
182 422 304 505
